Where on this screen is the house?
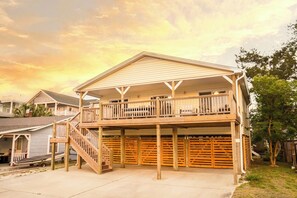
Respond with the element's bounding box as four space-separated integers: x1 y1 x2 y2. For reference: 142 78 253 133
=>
0 100 22 118
51 52 251 184
27 90 92 116
0 116 70 165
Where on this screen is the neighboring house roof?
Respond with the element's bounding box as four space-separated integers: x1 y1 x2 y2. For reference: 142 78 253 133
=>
28 90 90 107
75 51 242 91
0 116 71 134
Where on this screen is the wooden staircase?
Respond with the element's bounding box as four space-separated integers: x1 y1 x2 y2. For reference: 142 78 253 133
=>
51 113 113 174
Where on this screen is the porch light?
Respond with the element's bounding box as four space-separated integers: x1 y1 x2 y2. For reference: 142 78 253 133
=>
213 91 219 95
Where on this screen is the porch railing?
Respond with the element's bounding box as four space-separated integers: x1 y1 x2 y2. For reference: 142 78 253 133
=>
81 91 237 123
13 153 27 163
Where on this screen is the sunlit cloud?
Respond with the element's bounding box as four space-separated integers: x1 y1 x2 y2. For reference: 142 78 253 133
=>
0 0 297 101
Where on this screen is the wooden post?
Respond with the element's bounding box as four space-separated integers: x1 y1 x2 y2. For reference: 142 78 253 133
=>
26 135 31 158
10 134 15 166
172 128 178 171
171 81 175 116
231 121 238 185
77 92 83 168
110 149 113 168
243 135 246 170
51 123 56 170
65 122 70 172
120 129 125 168
156 124 161 180
156 98 160 118
98 126 103 174
54 102 58 115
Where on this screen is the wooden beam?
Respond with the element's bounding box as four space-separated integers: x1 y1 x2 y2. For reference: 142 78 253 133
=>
164 82 172 90
78 92 84 165
120 129 125 168
172 127 178 171
82 91 89 99
65 122 70 172
223 75 233 84
77 155 82 169
0 135 3 139
115 87 122 95
123 86 130 95
171 81 175 98
231 121 238 185
51 123 56 170
156 124 161 180
174 80 183 90
98 126 103 174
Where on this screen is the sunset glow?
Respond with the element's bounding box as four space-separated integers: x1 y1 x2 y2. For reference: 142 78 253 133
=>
0 0 297 101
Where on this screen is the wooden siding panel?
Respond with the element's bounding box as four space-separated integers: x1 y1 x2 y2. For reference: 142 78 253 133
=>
87 57 233 90
32 92 55 103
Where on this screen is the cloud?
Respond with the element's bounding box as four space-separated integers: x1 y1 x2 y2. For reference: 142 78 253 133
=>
0 0 297 101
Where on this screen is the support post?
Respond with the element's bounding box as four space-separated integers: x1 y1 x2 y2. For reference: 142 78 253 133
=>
26 135 31 158
77 92 83 168
54 102 58 115
10 135 15 166
231 121 238 185
156 124 161 180
137 136 141 165
9 101 13 114
98 126 103 174
120 129 125 168
51 123 56 170
65 122 70 172
172 128 178 171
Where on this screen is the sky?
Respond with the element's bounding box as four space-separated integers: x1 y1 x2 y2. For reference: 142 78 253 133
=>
0 0 297 101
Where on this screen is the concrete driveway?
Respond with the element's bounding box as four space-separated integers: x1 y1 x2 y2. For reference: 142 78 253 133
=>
0 165 235 198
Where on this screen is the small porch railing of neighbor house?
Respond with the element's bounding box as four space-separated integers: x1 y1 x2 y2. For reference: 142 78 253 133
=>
81 91 237 123
13 153 27 162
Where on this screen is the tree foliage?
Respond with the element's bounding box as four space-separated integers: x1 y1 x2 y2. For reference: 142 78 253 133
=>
251 76 297 166
236 21 297 80
13 104 52 117
236 21 297 166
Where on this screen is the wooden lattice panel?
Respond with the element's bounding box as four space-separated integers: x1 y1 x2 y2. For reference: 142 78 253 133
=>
188 136 232 168
125 137 138 165
103 137 120 164
140 137 157 165
188 137 212 168
161 137 186 167
213 137 233 168
243 135 251 170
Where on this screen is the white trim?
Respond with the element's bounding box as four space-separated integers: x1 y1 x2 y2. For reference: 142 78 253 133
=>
164 82 172 90
174 80 183 90
82 73 233 93
123 87 130 95
223 75 233 84
47 135 60 154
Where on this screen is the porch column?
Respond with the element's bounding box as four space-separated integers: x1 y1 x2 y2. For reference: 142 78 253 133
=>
120 129 126 168
231 121 238 185
51 123 56 170
10 135 15 166
98 126 103 174
156 124 161 180
54 102 58 115
172 127 178 171
9 101 13 114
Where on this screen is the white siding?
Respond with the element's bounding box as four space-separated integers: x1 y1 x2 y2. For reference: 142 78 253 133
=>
29 127 65 157
33 92 55 103
87 57 233 90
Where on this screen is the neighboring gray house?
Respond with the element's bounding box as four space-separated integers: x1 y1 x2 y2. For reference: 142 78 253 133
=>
0 100 22 118
0 116 71 165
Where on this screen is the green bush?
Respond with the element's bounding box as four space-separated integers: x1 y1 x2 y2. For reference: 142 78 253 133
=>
245 173 261 182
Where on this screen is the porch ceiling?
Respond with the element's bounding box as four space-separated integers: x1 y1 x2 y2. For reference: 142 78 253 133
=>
87 75 230 98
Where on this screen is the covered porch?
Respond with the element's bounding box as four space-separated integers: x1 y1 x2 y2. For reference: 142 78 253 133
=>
0 134 31 166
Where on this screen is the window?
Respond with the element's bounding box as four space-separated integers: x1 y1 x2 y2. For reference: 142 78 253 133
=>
48 135 59 154
150 95 169 100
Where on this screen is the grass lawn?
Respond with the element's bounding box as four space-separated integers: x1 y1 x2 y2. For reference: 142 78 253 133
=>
233 159 297 198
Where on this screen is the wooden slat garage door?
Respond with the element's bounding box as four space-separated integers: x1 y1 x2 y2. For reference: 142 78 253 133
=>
125 137 138 165
188 136 232 168
103 137 120 164
243 135 251 170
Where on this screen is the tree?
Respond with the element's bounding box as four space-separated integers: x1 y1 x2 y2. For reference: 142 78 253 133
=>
236 21 297 80
13 104 52 117
236 20 297 166
251 75 297 166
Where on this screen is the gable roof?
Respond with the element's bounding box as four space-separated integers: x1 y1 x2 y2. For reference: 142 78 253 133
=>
0 116 71 134
28 90 90 107
75 51 242 92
